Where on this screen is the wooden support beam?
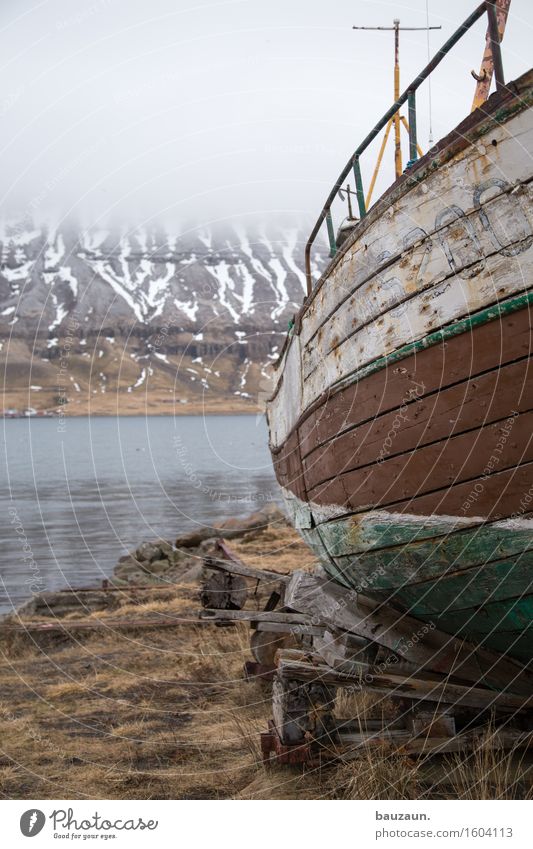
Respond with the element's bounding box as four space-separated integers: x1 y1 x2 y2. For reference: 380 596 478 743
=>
275 651 533 713
254 621 325 636
1 615 214 635
204 540 290 583
406 708 456 738
272 668 337 746
337 728 533 757
199 609 312 625
284 572 533 695
60 583 172 594
251 629 296 667
200 571 248 610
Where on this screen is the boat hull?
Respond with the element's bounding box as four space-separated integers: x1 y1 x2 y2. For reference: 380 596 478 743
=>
267 70 533 665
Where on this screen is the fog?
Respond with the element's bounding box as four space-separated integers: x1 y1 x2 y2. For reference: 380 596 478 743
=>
0 0 531 230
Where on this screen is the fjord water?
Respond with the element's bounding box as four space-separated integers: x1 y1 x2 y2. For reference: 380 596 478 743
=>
1 415 278 614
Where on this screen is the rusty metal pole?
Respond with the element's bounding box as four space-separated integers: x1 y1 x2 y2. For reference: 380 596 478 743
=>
471 0 511 111
486 0 506 90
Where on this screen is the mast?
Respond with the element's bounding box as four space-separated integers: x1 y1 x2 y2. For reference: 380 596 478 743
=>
393 20 401 178
353 18 441 197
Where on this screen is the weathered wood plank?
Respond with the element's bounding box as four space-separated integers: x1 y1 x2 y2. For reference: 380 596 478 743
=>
251 629 296 667
304 438 533 521
326 512 533 566
373 550 533 615
254 621 325 636
432 596 533 637
267 334 303 449
332 522 533 589
302 184 533 382
205 540 290 583
276 654 532 712
283 571 532 693
306 409 533 512
302 358 533 492
312 631 380 677
200 571 248 610
297 302 533 459
338 729 533 756
272 665 336 745
1 616 213 634
303 254 533 412
271 429 308 502
300 107 533 348
199 609 312 624
393 460 533 520
473 629 532 664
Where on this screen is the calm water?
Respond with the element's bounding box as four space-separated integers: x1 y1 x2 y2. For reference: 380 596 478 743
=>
1 415 279 614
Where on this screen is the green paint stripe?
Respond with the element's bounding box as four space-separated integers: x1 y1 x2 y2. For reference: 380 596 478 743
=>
324 514 478 554
331 289 533 395
333 525 533 584
381 552 533 616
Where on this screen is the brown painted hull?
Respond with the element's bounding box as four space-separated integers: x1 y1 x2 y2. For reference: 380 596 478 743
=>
272 301 533 522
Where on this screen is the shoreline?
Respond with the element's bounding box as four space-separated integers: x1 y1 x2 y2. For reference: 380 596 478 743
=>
3 408 264 419
2 505 291 621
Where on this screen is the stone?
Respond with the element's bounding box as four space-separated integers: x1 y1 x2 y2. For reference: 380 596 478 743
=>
174 509 281 549
167 549 189 567
214 511 268 536
175 528 214 548
141 558 170 576
15 590 118 618
118 553 139 564
158 540 174 557
124 570 152 584
136 542 163 563
114 555 143 576
179 563 204 584
198 538 218 553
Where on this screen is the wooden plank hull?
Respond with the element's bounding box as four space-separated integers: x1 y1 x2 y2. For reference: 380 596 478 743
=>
267 70 533 665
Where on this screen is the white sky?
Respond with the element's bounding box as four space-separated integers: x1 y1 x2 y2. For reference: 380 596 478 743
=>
0 0 531 231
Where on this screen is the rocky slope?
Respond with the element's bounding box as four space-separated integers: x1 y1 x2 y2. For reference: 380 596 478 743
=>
0 218 324 414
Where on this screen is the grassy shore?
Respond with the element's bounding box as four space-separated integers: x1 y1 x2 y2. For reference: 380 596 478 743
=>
1 525 531 800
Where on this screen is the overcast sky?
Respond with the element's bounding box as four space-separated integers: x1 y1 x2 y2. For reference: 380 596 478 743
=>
0 0 531 231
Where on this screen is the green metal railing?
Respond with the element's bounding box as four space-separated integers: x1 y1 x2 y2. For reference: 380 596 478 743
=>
304 1 506 296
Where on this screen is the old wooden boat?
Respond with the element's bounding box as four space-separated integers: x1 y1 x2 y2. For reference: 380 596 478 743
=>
267 3 533 667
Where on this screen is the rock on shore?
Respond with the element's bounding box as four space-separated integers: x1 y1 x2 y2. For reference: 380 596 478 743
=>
113 503 288 586
12 505 289 620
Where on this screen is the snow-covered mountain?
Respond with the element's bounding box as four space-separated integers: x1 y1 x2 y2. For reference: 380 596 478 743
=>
0 219 324 414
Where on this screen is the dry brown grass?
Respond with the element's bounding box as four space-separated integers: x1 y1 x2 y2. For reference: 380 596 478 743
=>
324 752 422 800
231 526 316 576
1 526 531 800
443 727 533 800
0 615 261 799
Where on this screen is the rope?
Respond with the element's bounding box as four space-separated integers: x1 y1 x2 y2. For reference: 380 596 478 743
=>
425 0 434 145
